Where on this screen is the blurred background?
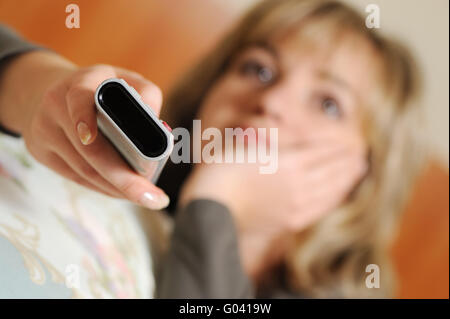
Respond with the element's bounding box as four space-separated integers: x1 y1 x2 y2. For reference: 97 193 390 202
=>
0 0 448 298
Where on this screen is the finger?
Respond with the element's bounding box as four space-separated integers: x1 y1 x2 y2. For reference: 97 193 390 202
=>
115 68 163 116
302 153 367 185
61 119 170 210
290 173 359 231
65 65 117 145
289 156 367 230
47 127 125 198
279 142 350 172
44 152 121 198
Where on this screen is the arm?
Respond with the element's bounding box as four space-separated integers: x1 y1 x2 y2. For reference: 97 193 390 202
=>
0 25 39 58
0 24 169 210
0 24 47 136
156 199 255 298
0 26 75 136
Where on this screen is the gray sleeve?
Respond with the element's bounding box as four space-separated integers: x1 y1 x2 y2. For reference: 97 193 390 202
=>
155 199 255 298
0 24 43 137
0 24 41 62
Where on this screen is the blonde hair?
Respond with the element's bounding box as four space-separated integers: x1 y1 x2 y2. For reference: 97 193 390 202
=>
159 0 425 298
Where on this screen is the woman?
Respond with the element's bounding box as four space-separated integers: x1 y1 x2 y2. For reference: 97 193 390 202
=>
0 0 424 298
155 0 425 298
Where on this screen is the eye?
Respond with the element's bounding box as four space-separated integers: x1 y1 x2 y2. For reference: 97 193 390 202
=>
321 97 342 119
239 60 275 84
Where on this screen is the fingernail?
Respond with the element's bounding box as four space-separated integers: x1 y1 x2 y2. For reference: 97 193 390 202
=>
140 192 170 210
77 122 92 145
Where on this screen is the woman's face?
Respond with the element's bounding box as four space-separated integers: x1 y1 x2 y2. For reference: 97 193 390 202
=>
197 30 378 161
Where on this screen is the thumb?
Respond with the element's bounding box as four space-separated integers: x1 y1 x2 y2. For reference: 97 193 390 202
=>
66 84 99 145
66 66 116 145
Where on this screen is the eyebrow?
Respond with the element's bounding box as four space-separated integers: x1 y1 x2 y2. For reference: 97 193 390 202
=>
245 41 279 60
258 42 279 58
317 70 361 104
252 48 353 94
317 70 351 91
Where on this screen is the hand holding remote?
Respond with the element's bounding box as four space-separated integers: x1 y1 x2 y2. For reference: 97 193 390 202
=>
0 51 170 210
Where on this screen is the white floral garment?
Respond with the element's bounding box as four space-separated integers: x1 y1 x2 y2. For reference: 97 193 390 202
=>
0 134 154 298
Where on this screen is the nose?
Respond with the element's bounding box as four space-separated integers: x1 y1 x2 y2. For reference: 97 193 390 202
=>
255 81 295 124
252 79 316 139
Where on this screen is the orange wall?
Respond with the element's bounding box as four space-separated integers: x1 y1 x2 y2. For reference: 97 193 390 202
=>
0 0 236 92
0 0 448 298
391 163 449 298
